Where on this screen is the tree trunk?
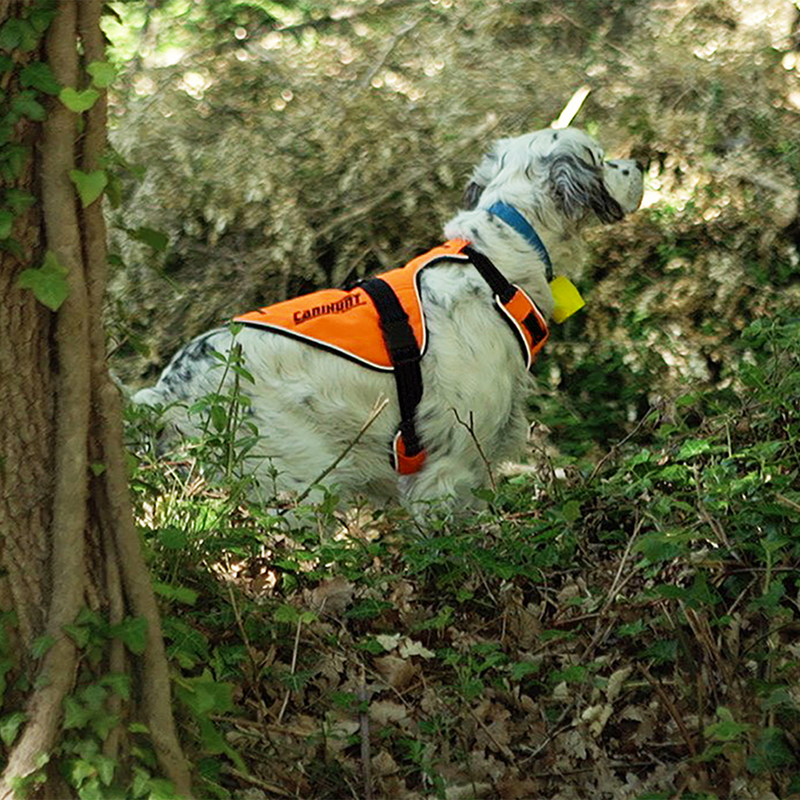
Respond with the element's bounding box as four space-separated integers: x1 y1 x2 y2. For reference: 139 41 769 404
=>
0 1 191 796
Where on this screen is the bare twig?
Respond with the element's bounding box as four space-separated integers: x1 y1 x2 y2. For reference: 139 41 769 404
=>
551 85 591 129
587 409 660 483
220 765 293 798
452 409 496 491
691 464 734 553
639 663 697 757
276 615 304 725
226 579 270 718
599 515 644 615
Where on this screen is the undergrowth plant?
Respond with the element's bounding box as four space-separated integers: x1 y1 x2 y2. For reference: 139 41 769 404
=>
123 311 800 799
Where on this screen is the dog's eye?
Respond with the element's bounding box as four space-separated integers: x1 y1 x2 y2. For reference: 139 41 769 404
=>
583 146 598 166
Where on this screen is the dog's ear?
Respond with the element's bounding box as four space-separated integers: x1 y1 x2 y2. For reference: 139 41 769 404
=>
548 154 624 223
463 146 502 209
463 180 485 210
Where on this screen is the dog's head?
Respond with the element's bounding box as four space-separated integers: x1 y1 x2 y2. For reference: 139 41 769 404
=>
464 127 644 230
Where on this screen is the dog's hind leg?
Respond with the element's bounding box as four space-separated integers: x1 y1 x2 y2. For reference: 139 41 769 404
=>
133 328 235 406
399 451 488 519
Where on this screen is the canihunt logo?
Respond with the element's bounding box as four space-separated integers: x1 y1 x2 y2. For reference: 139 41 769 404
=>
292 292 366 325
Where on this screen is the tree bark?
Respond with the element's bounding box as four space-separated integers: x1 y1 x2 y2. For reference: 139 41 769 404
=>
0 1 192 795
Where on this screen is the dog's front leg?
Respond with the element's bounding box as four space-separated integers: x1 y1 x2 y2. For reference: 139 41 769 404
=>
398 450 488 521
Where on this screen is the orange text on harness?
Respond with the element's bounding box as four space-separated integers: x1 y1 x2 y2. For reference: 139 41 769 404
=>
292 293 366 325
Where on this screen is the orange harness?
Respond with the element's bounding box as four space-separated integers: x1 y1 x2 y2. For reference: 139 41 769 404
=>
234 240 549 474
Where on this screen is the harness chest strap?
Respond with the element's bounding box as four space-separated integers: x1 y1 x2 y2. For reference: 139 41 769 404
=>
357 275 427 475
233 241 550 475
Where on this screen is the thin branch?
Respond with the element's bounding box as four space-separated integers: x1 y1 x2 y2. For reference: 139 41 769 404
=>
276 616 304 725
551 85 591 130
639 663 697 758
220 766 293 798
587 408 660 483
451 409 496 491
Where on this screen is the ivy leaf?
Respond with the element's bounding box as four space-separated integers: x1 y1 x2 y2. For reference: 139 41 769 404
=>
20 62 60 95
128 722 149 734
31 634 55 659
0 144 29 181
99 673 131 701
0 210 13 239
176 673 234 717
109 616 148 655
29 7 58 35
561 499 582 523
274 604 299 623
87 61 117 89
12 91 46 122
17 251 69 312
4 189 36 215
157 527 188 550
13 20 40 53
59 86 100 113
153 582 198 606
62 623 90 649
63 697 93 730
69 169 107 208
96 755 116 787
0 19 25 52
0 712 26 747
105 172 122 208
704 706 752 742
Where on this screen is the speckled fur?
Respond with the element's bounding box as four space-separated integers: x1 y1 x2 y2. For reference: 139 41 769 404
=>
133 127 644 511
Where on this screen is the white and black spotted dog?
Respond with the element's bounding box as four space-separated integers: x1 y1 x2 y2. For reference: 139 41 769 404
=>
134 127 644 510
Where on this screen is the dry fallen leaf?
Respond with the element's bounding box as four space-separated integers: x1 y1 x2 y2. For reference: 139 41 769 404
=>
307 577 354 615
370 699 410 728
399 637 435 659
605 666 633 704
371 749 400 776
374 654 419 690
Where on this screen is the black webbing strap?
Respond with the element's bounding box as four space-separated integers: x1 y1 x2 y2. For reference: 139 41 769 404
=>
462 245 516 304
462 244 549 368
358 277 425 460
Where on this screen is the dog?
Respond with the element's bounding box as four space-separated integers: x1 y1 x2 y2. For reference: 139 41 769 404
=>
133 127 644 511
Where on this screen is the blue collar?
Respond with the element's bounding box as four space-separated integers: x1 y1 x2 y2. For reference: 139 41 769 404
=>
487 202 553 282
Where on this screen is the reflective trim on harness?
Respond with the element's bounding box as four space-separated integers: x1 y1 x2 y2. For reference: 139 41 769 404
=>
232 240 550 476
495 286 549 371
392 430 427 475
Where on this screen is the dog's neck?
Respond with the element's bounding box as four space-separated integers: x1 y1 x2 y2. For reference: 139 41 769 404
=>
484 203 553 282
444 205 564 318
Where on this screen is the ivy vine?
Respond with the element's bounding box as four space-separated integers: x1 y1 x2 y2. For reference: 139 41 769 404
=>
1 0 119 312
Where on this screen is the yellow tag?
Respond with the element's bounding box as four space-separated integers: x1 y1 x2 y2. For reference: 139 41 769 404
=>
549 276 585 323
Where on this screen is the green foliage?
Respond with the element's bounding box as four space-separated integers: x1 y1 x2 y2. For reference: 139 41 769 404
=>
59 86 100 113
119 301 800 796
17 251 69 311
70 169 109 208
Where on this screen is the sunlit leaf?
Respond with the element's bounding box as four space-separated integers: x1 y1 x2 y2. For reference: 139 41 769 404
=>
59 86 100 113
17 251 69 311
